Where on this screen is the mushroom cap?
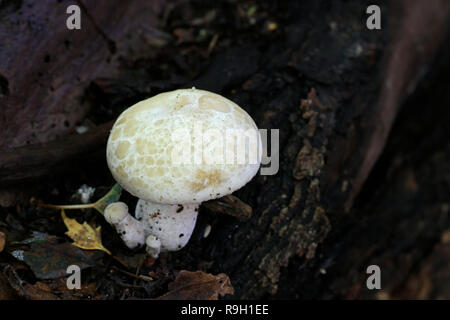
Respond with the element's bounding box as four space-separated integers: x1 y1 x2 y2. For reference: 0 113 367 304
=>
104 202 128 224
107 88 261 204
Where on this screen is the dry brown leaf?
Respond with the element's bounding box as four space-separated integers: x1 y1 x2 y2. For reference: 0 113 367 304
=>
61 210 111 255
22 281 61 300
9 280 98 300
0 273 18 300
0 231 5 252
2 264 99 300
46 278 99 300
2 265 59 300
156 270 234 300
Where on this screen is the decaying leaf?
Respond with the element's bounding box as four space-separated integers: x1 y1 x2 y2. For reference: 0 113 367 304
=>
8 279 61 300
156 270 234 300
2 264 97 299
0 273 18 300
6 231 93 279
3 264 56 299
0 231 5 252
61 210 111 255
23 279 99 300
21 241 93 279
22 231 60 244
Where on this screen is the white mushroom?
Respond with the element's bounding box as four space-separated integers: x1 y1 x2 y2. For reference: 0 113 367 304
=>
145 234 161 258
104 202 145 249
135 200 199 252
106 88 262 256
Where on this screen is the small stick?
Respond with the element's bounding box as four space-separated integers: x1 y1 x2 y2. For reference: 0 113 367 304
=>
36 203 95 210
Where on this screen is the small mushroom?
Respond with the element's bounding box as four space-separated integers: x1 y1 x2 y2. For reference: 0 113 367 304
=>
104 202 145 249
106 88 261 256
145 234 161 258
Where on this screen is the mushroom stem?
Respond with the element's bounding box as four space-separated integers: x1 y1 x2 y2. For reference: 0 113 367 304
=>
104 202 146 249
135 199 199 253
145 235 161 258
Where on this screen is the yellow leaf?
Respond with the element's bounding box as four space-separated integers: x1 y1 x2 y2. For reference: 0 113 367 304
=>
61 210 111 255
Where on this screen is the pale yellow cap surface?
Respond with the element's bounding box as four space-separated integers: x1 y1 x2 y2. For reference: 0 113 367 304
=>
106 88 261 204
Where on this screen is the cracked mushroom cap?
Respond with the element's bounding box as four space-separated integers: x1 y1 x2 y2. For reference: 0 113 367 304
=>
107 88 262 204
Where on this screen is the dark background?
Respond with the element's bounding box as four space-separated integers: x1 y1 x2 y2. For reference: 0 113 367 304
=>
0 0 449 299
